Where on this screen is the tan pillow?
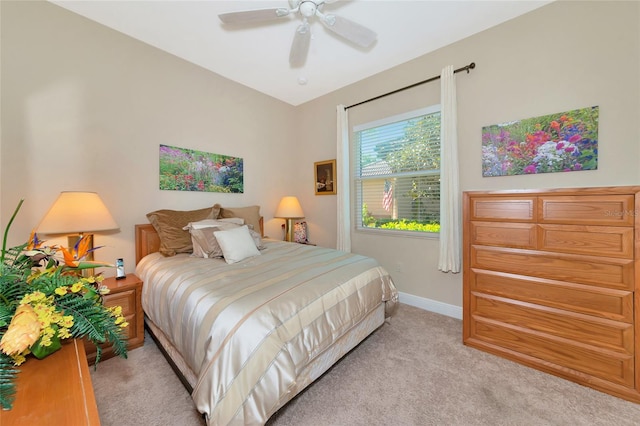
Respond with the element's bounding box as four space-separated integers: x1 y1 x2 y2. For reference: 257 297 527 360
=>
189 226 224 258
147 204 221 256
219 206 261 235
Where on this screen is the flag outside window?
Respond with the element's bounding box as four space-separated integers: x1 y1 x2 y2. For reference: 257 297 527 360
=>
383 179 393 212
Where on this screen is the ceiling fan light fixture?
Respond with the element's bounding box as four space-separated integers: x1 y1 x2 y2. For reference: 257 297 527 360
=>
299 1 317 18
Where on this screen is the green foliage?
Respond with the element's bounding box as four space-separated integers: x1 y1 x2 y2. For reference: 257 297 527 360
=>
362 204 376 227
0 354 18 409
363 218 440 233
58 292 127 364
0 200 128 410
379 219 440 233
385 114 441 173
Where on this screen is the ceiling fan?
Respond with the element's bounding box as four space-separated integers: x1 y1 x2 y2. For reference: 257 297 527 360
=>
218 0 377 67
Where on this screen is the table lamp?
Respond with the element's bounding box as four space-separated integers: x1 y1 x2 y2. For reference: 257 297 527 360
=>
37 191 119 273
274 196 304 242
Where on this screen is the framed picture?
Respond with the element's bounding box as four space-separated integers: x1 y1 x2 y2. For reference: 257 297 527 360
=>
314 159 336 195
481 106 598 177
159 144 244 193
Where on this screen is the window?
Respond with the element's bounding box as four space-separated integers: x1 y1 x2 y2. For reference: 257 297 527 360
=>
353 106 441 234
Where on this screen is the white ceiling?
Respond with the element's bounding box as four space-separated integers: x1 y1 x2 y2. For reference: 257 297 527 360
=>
50 0 552 106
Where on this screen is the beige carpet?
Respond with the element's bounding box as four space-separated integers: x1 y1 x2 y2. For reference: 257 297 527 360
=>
91 304 640 425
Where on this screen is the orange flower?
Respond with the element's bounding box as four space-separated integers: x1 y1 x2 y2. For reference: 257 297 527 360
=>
550 121 560 131
25 229 43 251
59 235 93 267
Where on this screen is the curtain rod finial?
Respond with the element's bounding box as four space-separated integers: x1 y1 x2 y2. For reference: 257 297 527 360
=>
467 62 476 73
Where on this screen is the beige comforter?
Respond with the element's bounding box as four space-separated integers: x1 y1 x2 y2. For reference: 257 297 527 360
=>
136 239 398 425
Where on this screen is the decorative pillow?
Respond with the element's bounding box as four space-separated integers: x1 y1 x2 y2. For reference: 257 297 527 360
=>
185 220 242 258
248 227 265 250
214 226 261 264
188 227 223 258
147 204 221 256
294 221 308 243
219 206 261 235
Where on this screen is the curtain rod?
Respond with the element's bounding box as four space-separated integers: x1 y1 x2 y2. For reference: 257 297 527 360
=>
345 62 476 110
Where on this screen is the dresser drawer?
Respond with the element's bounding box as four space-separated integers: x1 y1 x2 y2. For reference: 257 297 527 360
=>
470 293 634 353
539 195 635 225
470 270 633 322
469 197 536 222
470 221 537 249
539 224 633 258
470 318 635 387
471 245 634 290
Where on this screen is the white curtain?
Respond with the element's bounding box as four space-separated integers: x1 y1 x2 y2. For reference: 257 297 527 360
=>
336 105 351 252
438 65 461 273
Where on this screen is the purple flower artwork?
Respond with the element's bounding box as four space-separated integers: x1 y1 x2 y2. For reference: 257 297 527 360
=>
482 106 598 177
159 144 243 193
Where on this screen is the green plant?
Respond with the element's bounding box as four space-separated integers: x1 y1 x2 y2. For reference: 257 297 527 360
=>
362 203 376 227
378 219 440 233
0 200 129 410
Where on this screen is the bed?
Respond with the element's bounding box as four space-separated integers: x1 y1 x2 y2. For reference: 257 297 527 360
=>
134 216 398 425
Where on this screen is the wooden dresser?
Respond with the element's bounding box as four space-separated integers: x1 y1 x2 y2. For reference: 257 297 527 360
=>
0 339 100 425
463 186 640 403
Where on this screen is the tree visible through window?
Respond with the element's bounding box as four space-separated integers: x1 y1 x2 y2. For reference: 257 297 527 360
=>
353 106 441 234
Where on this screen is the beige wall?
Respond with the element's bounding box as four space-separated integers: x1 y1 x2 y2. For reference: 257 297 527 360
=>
0 1 296 272
1 1 639 314
295 0 640 313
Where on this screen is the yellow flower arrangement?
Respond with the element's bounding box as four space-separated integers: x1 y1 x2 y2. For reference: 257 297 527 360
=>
0 200 128 410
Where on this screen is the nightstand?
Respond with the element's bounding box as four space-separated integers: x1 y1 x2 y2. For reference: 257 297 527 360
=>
85 273 144 364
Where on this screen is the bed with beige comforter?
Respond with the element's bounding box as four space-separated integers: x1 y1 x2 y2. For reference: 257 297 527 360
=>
136 238 398 425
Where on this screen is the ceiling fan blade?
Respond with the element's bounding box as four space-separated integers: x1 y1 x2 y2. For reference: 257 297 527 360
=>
321 14 377 48
219 8 290 24
289 23 311 67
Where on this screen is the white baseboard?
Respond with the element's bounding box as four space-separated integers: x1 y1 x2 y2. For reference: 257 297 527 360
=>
398 292 462 320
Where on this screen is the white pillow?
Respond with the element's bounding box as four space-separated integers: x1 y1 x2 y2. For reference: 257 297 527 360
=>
214 225 261 264
183 219 238 230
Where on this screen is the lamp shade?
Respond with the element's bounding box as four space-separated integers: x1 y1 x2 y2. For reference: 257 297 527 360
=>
274 196 305 219
37 191 119 235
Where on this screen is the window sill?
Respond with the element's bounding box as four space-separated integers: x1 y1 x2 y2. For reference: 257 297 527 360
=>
355 227 439 240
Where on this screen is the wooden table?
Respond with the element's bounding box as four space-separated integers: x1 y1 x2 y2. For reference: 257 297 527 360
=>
0 339 100 425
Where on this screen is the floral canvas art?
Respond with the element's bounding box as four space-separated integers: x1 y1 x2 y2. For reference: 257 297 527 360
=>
159 144 244 193
482 106 598 177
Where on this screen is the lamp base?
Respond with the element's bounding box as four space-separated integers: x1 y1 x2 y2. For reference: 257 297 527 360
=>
284 219 296 242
